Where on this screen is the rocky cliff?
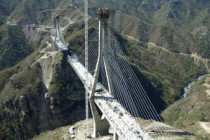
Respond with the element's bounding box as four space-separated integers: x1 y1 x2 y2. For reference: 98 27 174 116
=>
0 43 85 140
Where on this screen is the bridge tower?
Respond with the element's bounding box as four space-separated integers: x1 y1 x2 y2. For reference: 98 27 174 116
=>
51 15 69 53
51 14 56 51
88 8 118 139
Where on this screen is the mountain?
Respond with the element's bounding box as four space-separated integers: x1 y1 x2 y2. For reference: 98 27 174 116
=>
5 0 209 104
0 42 85 139
0 0 35 70
0 0 210 139
5 0 210 58
109 0 210 58
0 25 35 70
162 74 210 139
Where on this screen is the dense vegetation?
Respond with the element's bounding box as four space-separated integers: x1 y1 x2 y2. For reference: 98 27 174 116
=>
3 0 209 57
0 25 34 70
0 0 209 139
126 41 206 106
0 0 22 25
0 0 21 15
88 0 210 58
0 0 38 70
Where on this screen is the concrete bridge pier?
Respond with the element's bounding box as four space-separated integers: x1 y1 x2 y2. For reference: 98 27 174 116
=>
89 98 110 138
113 131 119 140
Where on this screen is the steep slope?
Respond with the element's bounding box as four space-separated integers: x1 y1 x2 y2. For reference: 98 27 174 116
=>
0 25 34 70
0 0 22 25
0 0 209 139
162 75 210 139
152 0 210 58
86 0 210 59
8 0 73 25
0 43 85 139
5 0 210 59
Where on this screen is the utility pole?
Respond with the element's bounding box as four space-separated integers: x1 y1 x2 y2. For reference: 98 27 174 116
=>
84 0 89 138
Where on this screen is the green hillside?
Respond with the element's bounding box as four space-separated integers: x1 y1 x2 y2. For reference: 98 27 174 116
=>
0 0 209 106
0 25 34 70
0 0 209 107
5 0 210 58
0 0 22 25
0 0 209 139
162 75 210 139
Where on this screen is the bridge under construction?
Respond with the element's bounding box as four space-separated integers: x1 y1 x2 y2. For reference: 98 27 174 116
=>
50 6 195 140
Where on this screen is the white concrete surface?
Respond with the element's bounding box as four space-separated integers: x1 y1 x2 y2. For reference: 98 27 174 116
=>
68 56 153 140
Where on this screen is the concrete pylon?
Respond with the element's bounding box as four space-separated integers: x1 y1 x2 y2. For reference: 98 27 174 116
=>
51 14 56 51
89 98 110 138
88 8 111 138
55 16 61 42
113 131 119 140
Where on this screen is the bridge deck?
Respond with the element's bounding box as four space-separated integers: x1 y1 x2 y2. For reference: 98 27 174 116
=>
51 35 68 51
68 55 153 140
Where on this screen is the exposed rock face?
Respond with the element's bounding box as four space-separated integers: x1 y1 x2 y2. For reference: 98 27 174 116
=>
0 46 85 140
22 26 42 42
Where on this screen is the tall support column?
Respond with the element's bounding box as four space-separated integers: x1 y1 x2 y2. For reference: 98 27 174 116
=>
52 16 60 52
55 16 66 46
89 98 110 138
113 131 119 140
89 8 111 138
55 16 60 40
51 14 56 51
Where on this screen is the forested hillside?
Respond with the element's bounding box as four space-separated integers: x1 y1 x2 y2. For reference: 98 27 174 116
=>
0 0 209 139
4 0 210 57
0 25 34 70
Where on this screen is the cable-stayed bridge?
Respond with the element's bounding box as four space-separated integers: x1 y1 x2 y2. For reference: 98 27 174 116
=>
51 9 195 140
